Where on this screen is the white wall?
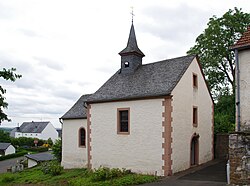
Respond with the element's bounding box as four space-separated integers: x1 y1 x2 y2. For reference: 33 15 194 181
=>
27 159 38 168
5 145 15 155
61 119 88 169
90 99 164 176
41 122 58 142
238 49 250 131
15 132 41 138
171 58 213 173
14 122 58 141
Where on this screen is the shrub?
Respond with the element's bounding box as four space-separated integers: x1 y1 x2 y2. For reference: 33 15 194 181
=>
10 137 46 147
0 151 27 161
52 139 62 162
47 138 53 147
41 160 63 176
91 167 130 181
27 147 48 152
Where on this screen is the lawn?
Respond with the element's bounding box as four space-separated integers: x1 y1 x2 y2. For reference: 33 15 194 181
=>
0 165 158 186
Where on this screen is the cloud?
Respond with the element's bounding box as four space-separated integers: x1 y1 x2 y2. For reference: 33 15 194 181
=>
17 28 43 38
0 52 32 72
33 57 64 71
139 3 211 42
0 2 14 20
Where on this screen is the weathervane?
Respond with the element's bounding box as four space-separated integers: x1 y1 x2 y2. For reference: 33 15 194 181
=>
131 6 135 23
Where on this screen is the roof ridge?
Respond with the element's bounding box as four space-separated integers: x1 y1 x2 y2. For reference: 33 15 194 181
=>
141 54 196 67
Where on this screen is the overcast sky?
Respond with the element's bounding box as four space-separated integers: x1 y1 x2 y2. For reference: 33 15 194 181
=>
0 0 249 128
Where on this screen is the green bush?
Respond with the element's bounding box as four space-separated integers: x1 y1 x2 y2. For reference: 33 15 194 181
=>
10 137 46 148
24 147 48 153
52 139 62 162
0 151 27 161
47 138 53 147
41 160 63 176
91 167 130 181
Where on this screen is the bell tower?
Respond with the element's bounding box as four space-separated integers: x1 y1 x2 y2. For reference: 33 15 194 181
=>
119 22 145 74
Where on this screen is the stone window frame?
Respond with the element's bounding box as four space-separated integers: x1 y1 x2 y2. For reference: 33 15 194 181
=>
117 108 130 135
79 127 86 147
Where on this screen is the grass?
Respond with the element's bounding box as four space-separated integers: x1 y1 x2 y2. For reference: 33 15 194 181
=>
0 166 158 186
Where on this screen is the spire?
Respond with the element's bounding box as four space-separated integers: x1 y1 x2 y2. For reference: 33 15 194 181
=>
119 23 145 57
119 18 145 74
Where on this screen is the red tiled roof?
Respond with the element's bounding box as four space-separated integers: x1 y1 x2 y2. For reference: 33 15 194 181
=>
231 26 250 50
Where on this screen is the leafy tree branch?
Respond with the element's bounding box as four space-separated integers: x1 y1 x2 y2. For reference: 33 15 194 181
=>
187 7 250 98
0 68 21 123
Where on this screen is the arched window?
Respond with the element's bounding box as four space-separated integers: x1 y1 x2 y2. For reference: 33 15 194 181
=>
79 128 86 147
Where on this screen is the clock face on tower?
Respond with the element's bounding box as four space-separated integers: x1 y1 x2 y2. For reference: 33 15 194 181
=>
124 61 130 68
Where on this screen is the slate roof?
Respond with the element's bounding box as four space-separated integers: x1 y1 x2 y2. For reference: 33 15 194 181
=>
61 94 91 119
18 121 49 133
119 23 145 57
25 152 55 162
0 143 11 150
87 54 196 103
230 26 250 50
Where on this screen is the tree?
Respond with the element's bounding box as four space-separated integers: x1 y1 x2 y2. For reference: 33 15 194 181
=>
0 130 11 143
187 8 250 98
0 68 21 123
52 139 62 162
214 93 235 134
47 138 53 147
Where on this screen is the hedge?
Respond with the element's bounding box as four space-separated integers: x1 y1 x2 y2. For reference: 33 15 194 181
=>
25 147 48 153
0 151 28 161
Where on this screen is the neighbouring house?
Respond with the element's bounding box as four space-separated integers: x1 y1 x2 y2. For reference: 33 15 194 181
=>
61 22 214 176
56 128 62 138
25 152 55 168
229 26 250 185
12 121 58 142
0 143 15 156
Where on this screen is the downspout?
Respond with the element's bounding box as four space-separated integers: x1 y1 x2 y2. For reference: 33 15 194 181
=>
59 118 63 125
59 118 63 138
235 49 241 131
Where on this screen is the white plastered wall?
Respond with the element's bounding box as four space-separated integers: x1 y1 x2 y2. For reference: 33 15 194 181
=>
28 159 38 168
40 122 58 142
238 49 250 130
90 99 164 176
5 145 15 155
61 119 88 169
171 58 213 173
15 132 41 138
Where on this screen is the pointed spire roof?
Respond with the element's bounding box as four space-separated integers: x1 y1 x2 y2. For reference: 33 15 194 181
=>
119 23 145 57
230 26 250 50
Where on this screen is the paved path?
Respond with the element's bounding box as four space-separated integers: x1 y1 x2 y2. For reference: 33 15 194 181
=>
0 156 25 173
140 160 227 186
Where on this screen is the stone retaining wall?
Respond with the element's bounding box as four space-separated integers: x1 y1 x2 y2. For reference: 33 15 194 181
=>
229 132 250 185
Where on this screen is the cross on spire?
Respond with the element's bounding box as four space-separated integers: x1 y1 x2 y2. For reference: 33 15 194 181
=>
131 6 134 23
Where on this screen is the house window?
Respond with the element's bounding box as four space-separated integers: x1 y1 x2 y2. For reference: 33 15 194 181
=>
79 128 86 147
193 106 198 127
193 73 198 88
117 108 130 134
